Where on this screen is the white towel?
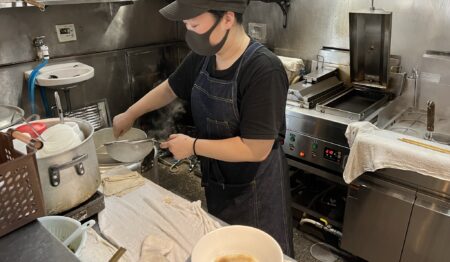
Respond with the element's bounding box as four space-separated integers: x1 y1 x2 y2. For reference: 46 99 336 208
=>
343 121 450 184
139 235 173 262
98 179 221 262
101 166 146 197
78 228 133 262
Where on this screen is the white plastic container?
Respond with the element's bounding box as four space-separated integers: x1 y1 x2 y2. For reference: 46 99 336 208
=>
38 216 87 257
66 121 85 141
36 123 82 159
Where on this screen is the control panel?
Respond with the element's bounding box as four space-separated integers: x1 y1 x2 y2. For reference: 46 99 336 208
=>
55 24 77 42
324 147 342 163
283 131 349 173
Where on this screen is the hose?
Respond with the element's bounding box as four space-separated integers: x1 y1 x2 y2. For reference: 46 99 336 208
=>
307 185 336 209
39 87 50 117
300 218 343 238
28 58 49 114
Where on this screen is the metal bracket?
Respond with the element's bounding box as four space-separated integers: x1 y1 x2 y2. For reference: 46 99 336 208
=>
277 0 290 28
49 154 88 187
251 0 291 28
24 0 46 12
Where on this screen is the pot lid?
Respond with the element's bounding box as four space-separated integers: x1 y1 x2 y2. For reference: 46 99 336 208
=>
0 104 24 130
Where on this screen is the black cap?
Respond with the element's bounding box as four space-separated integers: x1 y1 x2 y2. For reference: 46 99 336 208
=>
159 0 247 21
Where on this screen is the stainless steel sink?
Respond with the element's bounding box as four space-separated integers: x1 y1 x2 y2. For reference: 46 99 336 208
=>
384 107 450 146
432 133 450 145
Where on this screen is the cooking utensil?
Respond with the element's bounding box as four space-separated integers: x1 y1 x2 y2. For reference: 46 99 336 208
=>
34 118 100 214
54 91 65 124
0 104 24 130
105 138 155 163
93 127 148 164
103 137 158 146
63 219 95 247
7 129 44 150
399 138 450 155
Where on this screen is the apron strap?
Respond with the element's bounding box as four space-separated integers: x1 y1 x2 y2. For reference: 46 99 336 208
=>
233 41 264 82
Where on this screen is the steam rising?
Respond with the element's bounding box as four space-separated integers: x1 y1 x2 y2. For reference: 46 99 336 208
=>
146 99 186 140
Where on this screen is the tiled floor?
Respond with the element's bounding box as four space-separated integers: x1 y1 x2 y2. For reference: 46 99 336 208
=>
144 159 347 262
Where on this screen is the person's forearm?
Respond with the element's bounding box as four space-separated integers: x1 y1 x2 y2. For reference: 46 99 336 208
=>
126 80 177 118
195 137 274 162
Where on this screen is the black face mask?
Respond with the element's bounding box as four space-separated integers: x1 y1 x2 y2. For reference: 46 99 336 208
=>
185 17 230 56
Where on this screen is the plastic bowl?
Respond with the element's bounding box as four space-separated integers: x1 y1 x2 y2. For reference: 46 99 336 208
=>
37 216 87 257
15 122 47 138
191 225 283 262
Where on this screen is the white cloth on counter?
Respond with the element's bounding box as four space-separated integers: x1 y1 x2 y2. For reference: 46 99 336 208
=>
139 235 173 262
278 55 304 85
100 166 146 196
78 228 133 262
343 121 450 184
98 179 221 262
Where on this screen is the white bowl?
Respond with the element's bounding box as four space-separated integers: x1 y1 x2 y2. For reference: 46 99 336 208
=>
36 123 82 159
38 216 87 257
191 226 283 262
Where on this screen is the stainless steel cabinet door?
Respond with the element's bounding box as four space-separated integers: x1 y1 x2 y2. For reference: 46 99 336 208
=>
401 192 450 262
341 176 416 262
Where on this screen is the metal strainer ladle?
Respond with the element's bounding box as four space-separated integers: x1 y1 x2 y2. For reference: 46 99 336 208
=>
103 138 159 163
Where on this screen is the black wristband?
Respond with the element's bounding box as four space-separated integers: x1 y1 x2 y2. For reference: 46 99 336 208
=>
193 138 199 157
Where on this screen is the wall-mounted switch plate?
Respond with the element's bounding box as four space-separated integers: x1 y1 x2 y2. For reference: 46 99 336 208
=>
55 24 77 42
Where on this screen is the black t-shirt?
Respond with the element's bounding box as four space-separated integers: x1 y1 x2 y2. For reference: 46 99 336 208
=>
168 41 288 140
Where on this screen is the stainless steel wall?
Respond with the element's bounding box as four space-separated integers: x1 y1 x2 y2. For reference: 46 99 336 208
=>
0 0 179 112
0 1 177 65
244 0 450 73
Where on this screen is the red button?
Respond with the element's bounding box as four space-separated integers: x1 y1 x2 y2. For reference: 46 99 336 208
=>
299 152 305 157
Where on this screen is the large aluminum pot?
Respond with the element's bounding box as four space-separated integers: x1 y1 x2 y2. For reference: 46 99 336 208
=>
35 118 100 214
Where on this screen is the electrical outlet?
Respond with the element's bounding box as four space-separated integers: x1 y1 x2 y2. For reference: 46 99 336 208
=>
55 24 77 42
248 23 267 43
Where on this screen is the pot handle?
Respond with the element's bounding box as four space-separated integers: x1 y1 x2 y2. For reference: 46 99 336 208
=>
48 154 88 187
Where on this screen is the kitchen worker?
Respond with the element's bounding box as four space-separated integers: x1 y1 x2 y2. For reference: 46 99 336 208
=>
112 0 293 255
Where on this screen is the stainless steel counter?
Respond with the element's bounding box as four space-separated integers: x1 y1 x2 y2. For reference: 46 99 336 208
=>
341 168 450 262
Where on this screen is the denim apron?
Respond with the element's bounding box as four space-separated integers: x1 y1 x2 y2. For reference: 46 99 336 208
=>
190 41 294 256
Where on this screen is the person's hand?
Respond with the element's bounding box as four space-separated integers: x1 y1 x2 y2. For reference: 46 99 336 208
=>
112 111 135 138
160 134 195 160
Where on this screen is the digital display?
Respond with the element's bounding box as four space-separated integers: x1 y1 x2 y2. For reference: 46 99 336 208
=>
324 147 340 162
60 28 70 34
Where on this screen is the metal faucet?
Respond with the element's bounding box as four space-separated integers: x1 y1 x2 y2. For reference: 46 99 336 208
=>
33 36 50 60
409 67 420 109
370 0 376 11
425 100 435 140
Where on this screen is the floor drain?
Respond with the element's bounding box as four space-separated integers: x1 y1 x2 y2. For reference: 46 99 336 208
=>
310 242 340 262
